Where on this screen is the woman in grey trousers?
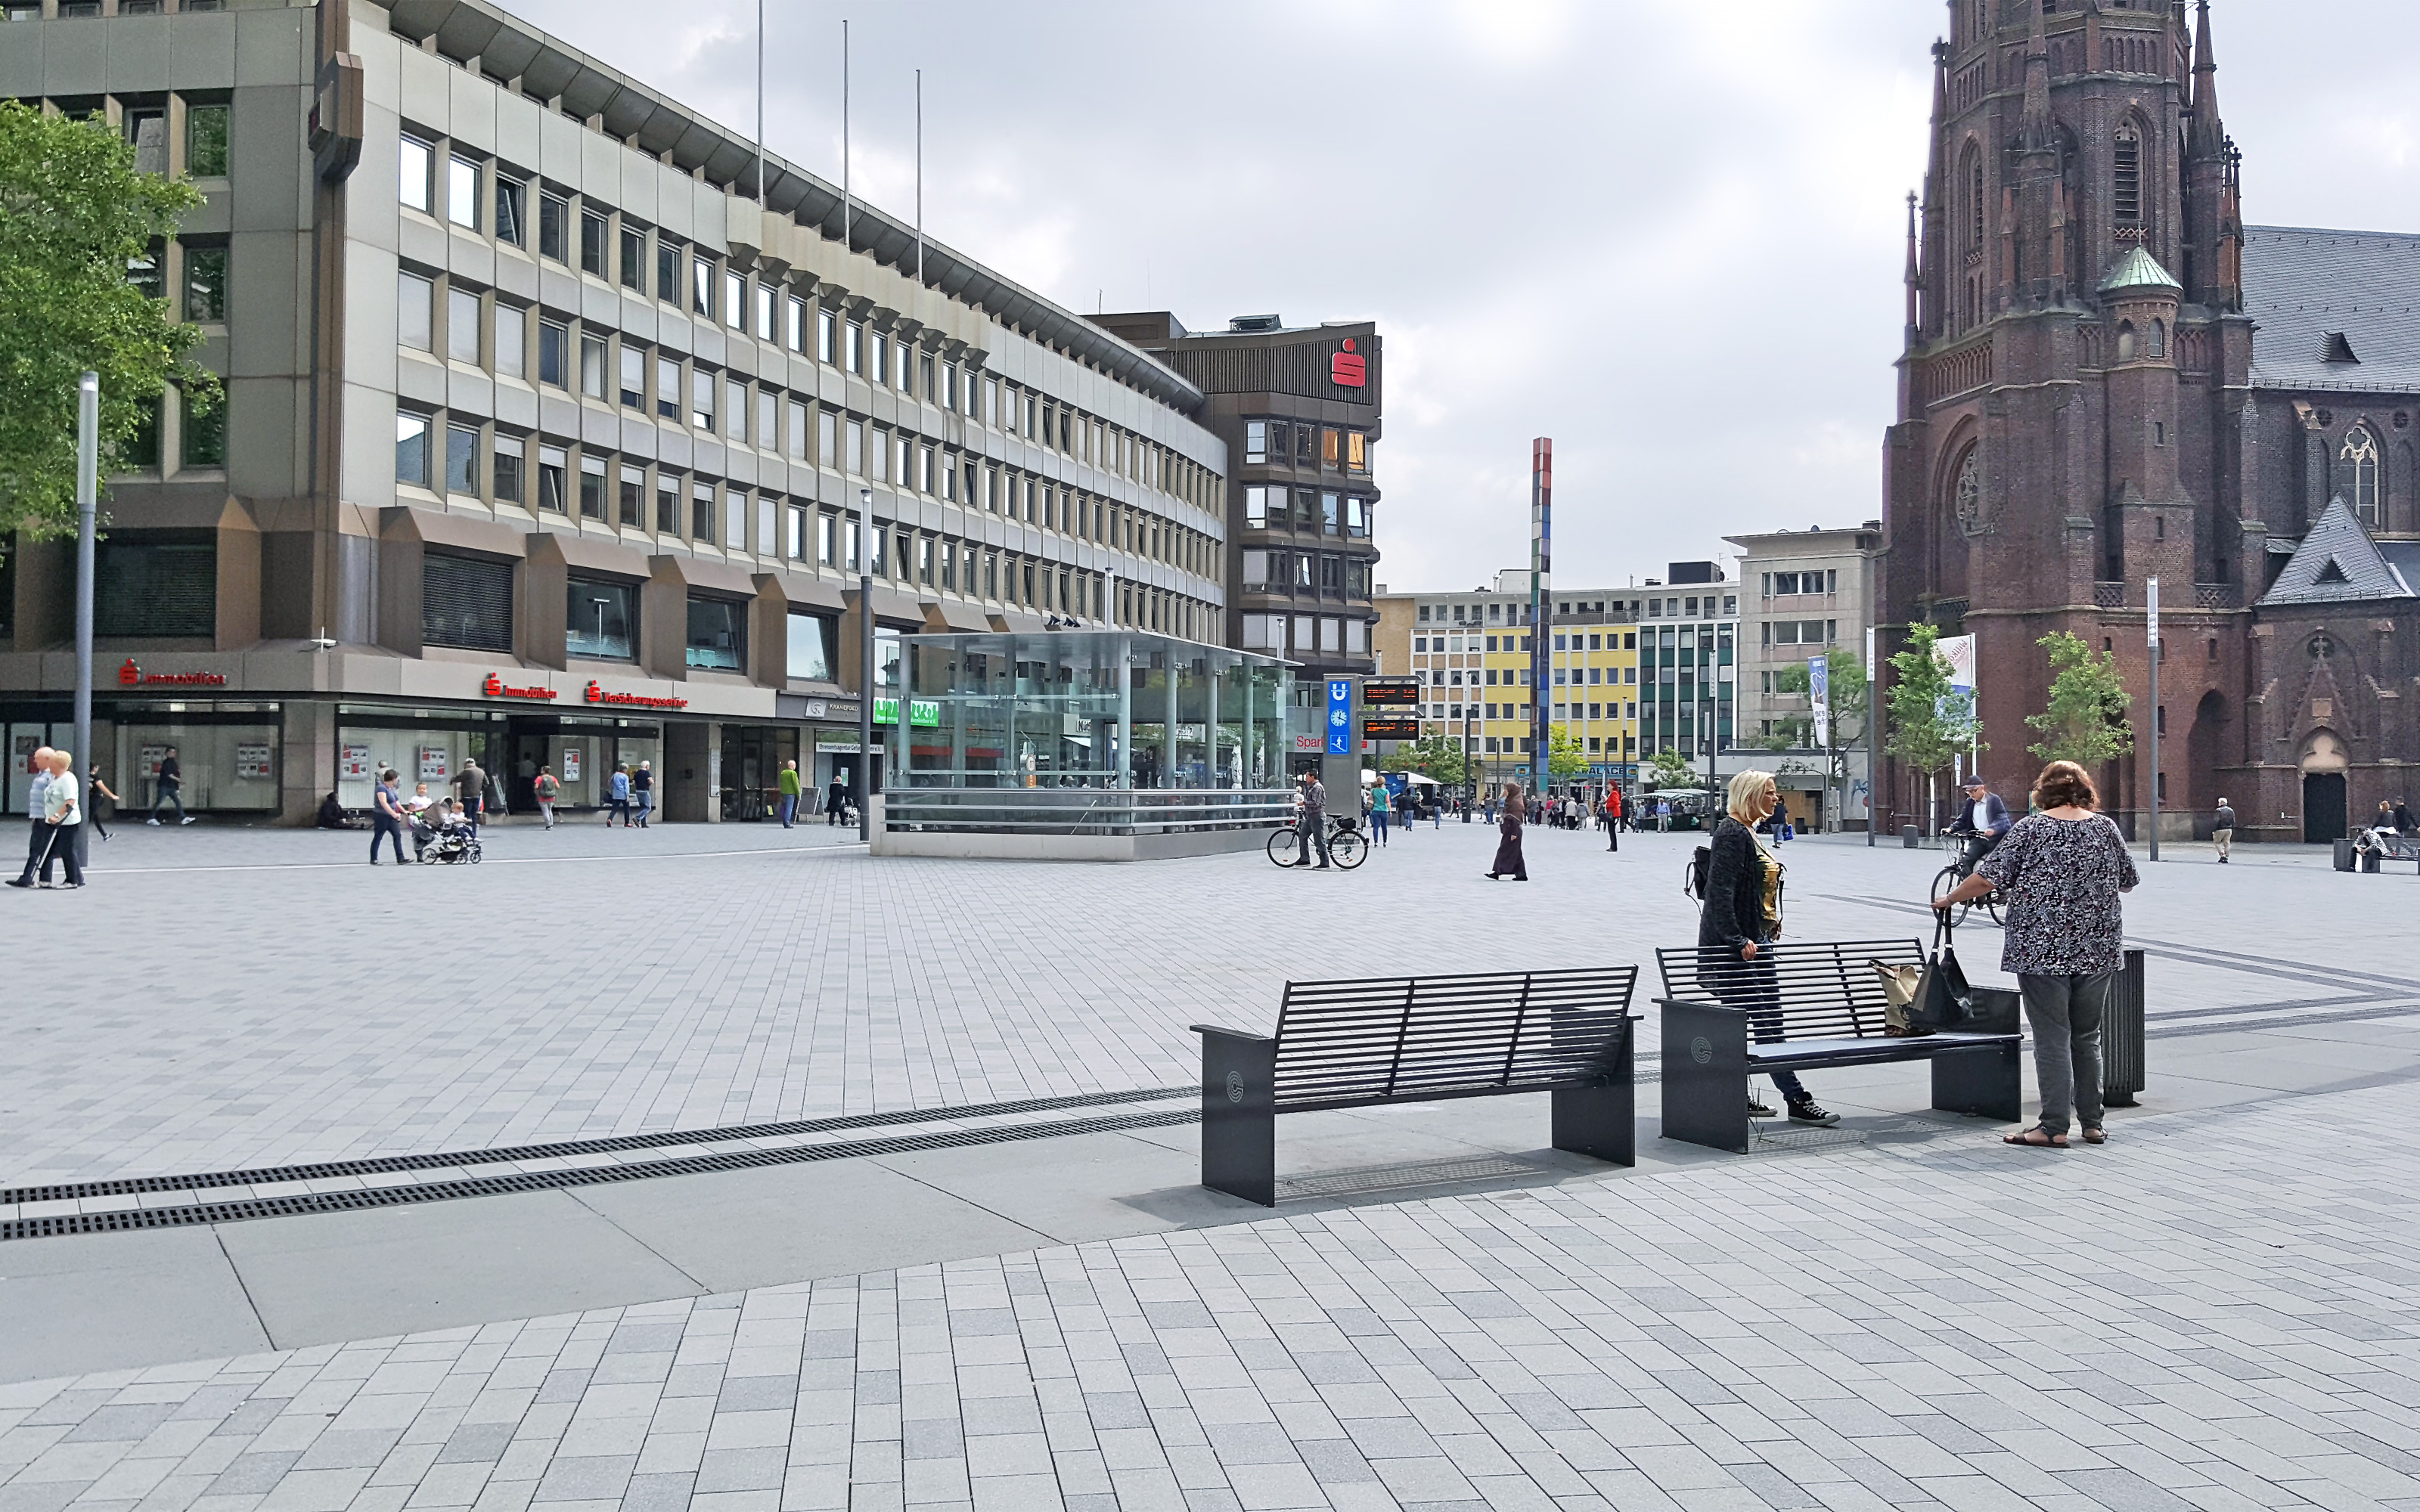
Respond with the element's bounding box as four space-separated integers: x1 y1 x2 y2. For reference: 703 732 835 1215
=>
1934 759 2138 1148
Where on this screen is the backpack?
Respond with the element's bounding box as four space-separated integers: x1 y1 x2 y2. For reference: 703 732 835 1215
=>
1683 844 1712 901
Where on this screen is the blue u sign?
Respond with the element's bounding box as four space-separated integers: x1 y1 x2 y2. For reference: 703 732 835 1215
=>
1326 680 1351 755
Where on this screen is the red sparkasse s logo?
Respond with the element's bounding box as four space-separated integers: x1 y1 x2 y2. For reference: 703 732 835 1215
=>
584 679 687 710
482 672 557 702
117 658 225 687
1330 337 1367 389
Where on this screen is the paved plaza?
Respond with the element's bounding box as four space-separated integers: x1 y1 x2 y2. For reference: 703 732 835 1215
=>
2 817 2418 1510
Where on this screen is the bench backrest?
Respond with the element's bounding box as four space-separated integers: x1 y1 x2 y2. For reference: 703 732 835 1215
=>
1654 938 1924 1040
1270 967 1637 1110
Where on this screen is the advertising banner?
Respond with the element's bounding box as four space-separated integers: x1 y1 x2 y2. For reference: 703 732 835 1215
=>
418 745 448 781
340 743 372 780
234 743 272 780
1807 655 1830 746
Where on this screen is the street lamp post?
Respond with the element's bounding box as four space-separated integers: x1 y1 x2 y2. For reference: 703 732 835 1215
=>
72 373 98 783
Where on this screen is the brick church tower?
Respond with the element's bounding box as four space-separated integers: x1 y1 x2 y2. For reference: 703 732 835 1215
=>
1882 0 2251 838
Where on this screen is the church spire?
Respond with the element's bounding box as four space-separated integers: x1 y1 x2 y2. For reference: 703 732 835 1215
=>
1920 37 1948 340
2019 0 2055 152
2189 0 2223 157
1905 191 1921 349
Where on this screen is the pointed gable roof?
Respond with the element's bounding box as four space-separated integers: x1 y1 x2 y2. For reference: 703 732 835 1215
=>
2257 498 2416 606
2099 246 2183 295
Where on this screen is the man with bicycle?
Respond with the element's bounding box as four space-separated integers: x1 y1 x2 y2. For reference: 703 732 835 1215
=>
1949 774 2012 878
1295 770 1333 869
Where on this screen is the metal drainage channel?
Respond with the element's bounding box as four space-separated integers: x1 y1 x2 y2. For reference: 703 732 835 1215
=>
1 1105 1202 1243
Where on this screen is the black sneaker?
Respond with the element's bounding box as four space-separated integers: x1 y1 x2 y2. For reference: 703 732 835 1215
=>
1788 1101 1841 1127
1747 1097 1776 1118
3 878 29 890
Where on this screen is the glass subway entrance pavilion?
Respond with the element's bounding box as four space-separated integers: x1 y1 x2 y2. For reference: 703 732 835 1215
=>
870 630 1303 859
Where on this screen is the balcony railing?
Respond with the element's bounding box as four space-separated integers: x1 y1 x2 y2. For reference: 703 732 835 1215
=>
2093 581 2126 609
884 788 1297 836
2195 582 2240 609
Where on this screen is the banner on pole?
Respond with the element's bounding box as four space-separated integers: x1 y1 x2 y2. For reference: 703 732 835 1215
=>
1808 655 1830 748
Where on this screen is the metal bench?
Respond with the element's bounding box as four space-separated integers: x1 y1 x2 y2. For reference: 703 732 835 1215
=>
1655 938 2021 1154
1191 968 1639 1206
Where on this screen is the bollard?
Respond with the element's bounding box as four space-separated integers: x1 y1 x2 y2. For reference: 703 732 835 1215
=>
2103 947 2145 1107
1902 824 1919 849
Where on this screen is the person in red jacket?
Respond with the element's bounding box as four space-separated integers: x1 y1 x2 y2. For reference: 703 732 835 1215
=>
1603 787 1622 852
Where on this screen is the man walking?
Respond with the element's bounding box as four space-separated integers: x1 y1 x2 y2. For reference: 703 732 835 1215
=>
532 764 560 829
8 745 54 889
2212 796 2235 863
1295 770 1333 869
451 757 486 834
606 764 631 826
778 759 802 828
148 745 193 825
632 761 654 827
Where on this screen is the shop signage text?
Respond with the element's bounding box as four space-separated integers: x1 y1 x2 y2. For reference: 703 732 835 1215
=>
118 658 225 687
583 680 688 710
873 698 941 728
482 673 557 702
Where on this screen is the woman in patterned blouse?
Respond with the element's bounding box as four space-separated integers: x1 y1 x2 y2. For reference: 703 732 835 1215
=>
1934 760 2139 1148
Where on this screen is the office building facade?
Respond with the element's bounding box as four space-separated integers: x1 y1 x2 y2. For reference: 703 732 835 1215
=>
1091 313 1381 680
1727 524 1882 830
2 0 1228 823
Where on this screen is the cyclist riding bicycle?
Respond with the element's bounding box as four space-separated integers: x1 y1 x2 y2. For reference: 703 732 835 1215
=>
1947 774 2012 878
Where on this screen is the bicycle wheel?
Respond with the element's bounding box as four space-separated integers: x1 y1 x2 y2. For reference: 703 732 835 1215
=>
1929 863 1969 928
1267 826 1300 866
1978 889 2003 928
1330 829 1367 869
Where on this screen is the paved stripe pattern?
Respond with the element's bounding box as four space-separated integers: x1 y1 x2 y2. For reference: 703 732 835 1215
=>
1 1087 2412 1512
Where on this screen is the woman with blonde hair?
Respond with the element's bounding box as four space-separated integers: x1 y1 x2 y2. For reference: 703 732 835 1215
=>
1696 767 1838 1125
1484 782 1528 881
1936 759 2137 1148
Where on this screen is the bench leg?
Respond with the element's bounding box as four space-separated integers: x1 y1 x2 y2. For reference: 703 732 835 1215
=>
1661 1001 1750 1154
1552 1078 1634 1166
1199 1031 1277 1206
1931 1040 2021 1123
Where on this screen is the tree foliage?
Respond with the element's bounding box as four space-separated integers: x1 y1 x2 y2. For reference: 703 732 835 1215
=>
1885 622 1982 778
1644 748 1699 790
2025 631 2133 764
0 100 213 538
1382 732 1466 787
1545 723 1590 779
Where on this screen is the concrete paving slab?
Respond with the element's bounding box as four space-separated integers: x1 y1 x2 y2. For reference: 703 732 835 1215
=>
0 1227 268 1386
212 1189 703 1349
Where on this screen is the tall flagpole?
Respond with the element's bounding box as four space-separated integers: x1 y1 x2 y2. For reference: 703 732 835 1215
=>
840 19 851 252
914 68 923 284
754 0 764 206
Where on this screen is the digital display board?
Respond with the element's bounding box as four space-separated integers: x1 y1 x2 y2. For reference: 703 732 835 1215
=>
1361 679 1421 707
1361 716 1423 741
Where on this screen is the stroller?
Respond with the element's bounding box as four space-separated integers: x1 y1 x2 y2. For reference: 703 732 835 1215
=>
413 813 483 864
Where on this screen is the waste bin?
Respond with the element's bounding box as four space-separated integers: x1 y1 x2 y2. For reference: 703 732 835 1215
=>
2103 947 2145 1108
2334 838 2357 871
2363 849 2381 873
1902 824 1920 849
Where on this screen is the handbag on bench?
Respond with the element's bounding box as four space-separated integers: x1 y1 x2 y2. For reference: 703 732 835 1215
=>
1905 916 2021 1035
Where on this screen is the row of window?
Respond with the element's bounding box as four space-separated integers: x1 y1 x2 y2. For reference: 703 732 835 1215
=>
392 412 1208 633
112 96 228 178
1415 593 1738 624
1239 486 1374 539
1761 619 1839 646
1236 614 1373 658
420 550 804 674
1238 550 1376 601
2 2 224 20
396 273 1215 578
1242 420 1372 475
1761 570 1840 598
399 129 1218 515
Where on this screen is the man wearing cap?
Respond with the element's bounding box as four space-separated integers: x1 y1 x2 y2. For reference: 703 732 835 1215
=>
1949 774 2012 879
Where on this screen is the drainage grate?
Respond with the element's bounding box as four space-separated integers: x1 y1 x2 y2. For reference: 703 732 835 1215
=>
1275 1154 1545 1201
0 1086 1193 1209
0 1106 1202 1243
1748 1123 1866 1155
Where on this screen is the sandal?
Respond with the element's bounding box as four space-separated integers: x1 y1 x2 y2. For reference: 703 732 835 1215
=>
2080 1127 2106 1145
2003 1125 2068 1148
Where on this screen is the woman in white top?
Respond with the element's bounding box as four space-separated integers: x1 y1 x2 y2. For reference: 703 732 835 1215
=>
39 748 84 888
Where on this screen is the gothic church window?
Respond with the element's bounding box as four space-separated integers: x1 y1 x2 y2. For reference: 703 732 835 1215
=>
2341 425 2381 525
2114 122 2142 225
1953 445 1984 534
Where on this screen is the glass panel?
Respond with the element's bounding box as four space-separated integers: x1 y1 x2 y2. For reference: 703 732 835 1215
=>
567 578 638 660
686 597 746 670
185 105 228 176
787 611 836 681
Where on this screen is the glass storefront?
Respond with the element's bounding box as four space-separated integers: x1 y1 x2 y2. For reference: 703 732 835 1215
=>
336 705 512 811
891 631 1292 791
110 702 285 813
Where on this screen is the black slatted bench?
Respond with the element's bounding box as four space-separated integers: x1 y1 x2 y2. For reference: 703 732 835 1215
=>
1191 968 1639 1207
1655 938 2021 1154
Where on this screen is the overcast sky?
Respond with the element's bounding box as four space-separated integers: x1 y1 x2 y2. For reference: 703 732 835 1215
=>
502 0 2420 595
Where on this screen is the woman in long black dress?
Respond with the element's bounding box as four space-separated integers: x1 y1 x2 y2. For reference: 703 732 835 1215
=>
1485 782 1528 881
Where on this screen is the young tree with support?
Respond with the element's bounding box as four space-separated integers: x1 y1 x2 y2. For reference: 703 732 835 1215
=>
2025 631 2134 767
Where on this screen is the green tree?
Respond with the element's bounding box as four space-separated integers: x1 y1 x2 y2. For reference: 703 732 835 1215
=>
1382 732 1466 787
1545 723 1590 779
2026 631 2133 764
1886 622 1983 833
0 100 215 538
1767 647 1871 828
1644 747 1698 791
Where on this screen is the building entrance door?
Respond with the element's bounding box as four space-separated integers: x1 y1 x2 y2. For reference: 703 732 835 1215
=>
2303 772 2347 844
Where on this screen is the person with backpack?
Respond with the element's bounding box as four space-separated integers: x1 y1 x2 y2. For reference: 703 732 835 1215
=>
1695 768 1838 1126
1935 760 2138 1148
532 765 561 829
